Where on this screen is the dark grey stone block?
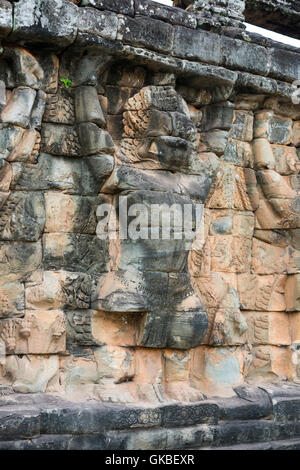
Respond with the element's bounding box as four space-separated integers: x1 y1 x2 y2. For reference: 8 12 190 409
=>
11 0 78 48
221 36 270 76
77 7 118 41
66 310 101 347
102 165 211 201
43 233 109 275
202 103 234 132
138 310 208 349
237 72 277 95
273 398 300 423
118 16 174 54
218 398 272 422
135 0 197 28
269 47 300 83
173 27 221 65
11 153 114 195
0 192 45 242
161 402 219 426
92 270 169 313
81 0 134 16
0 410 40 441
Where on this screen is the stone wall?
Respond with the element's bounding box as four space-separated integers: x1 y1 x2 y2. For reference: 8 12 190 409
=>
0 0 299 449
245 0 300 39
175 0 300 39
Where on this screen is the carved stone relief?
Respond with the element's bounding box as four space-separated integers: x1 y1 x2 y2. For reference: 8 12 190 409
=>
0 32 299 404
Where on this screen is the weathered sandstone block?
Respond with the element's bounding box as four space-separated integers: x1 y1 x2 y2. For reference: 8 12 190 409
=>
0 192 45 241
137 310 208 349
12 0 78 47
206 164 256 211
135 0 197 28
135 348 164 403
0 281 24 319
4 355 59 393
42 233 109 275
106 63 146 89
66 310 101 347
0 126 40 162
209 235 252 273
106 86 138 115
59 355 101 399
292 122 300 147
272 144 299 175
254 111 293 144
238 274 286 312
230 110 254 142
0 47 45 89
41 124 80 157
0 240 42 280
44 192 98 234
92 311 137 347
224 138 253 167
34 53 59 94
1 87 36 128
243 312 291 346
255 170 300 229
60 346 137 403
118 16 174 54
26 271 92 311
191 346 245 397
253 138 275 170
93 270 169 313
78 123 114 156
0 125 24 160
201 130 228 156
252 239 291 275
164 350 204 403
246 346 293 383
0 160 12 192
202 103 234 132
43 89 75 125
290 313 300 343
0 310 66 355
209 306 248 346
221 37 269 76
81 0 134 16
11 153 114 195
6 129 40 163
75 86 106 126
209 210 254 238
285 274 300 312
77 7 118 41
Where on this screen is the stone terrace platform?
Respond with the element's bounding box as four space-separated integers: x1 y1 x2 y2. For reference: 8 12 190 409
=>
1 383 300 450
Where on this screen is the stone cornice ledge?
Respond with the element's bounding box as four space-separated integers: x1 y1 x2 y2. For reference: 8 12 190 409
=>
0 0 298 87
1 383 300 449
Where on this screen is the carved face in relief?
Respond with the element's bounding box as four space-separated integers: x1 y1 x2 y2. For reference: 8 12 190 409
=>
119 85 198 171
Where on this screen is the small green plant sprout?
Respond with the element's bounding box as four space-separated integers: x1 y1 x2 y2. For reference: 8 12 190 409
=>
60 77 72 89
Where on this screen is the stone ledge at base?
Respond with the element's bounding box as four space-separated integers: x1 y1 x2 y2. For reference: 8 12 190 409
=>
1 383 300 450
